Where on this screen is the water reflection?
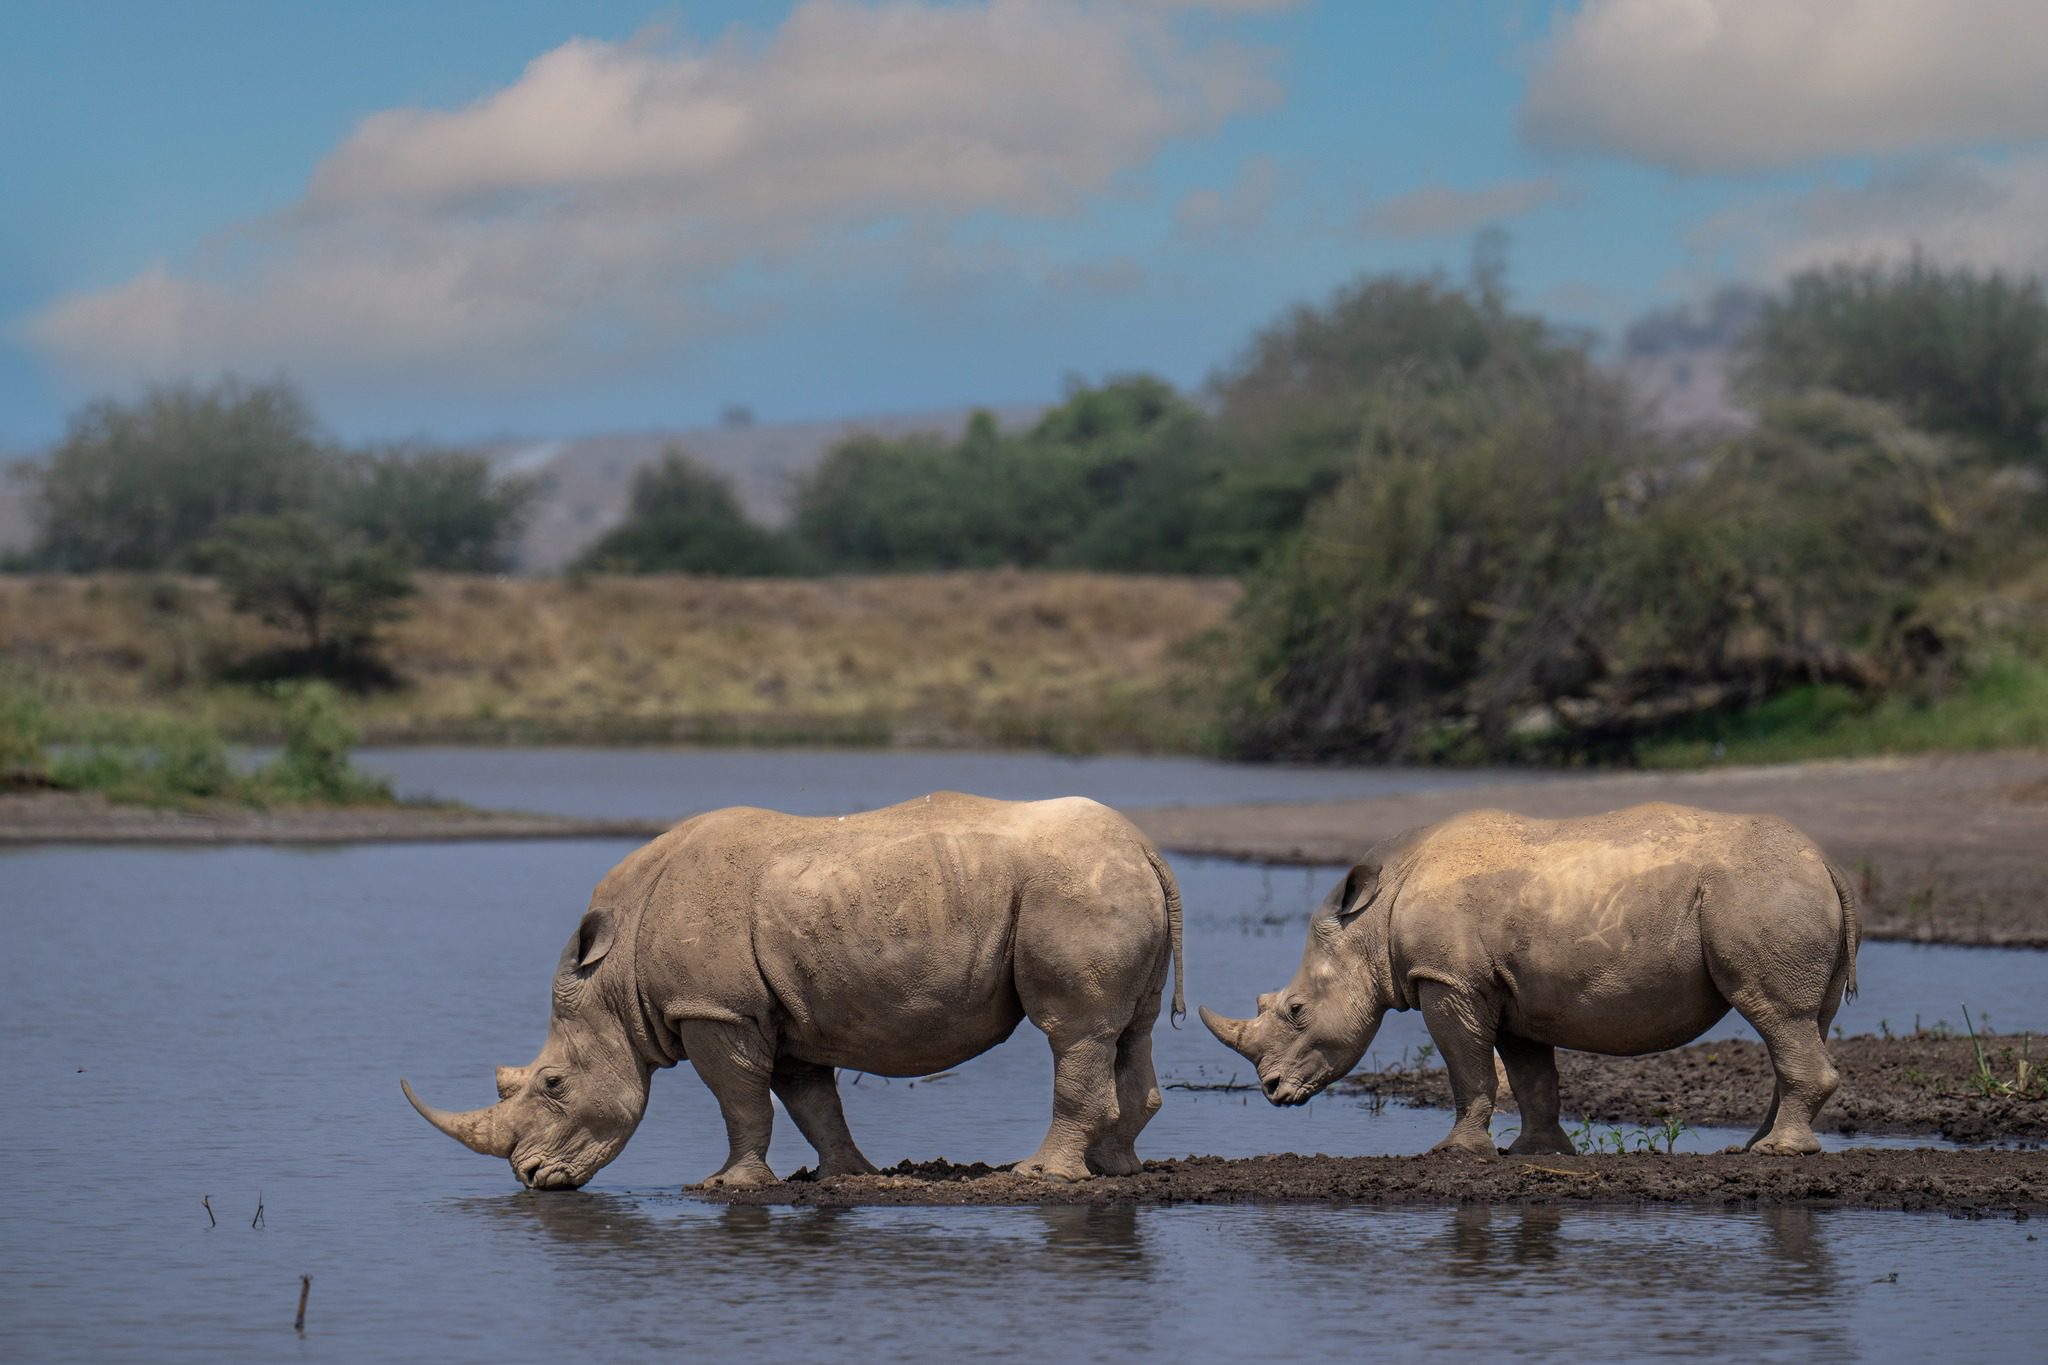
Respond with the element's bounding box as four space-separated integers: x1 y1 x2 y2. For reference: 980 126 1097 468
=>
456 1189 1151 1287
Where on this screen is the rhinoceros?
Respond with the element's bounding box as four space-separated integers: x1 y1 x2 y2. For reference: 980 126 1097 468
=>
1200 804 1860 1156
402 792 1184 1188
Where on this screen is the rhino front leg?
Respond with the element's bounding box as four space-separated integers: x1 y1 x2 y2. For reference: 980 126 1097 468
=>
771 1059 877 1179
1419 981 1502 1157
678 1020 780 1189
1496 1034 1575 1156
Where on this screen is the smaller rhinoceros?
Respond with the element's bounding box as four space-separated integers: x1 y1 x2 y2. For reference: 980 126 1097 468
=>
1201 804 1860 1156
403 793 1183 1188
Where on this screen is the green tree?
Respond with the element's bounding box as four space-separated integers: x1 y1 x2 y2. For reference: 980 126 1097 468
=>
202 513 415 670
31 377 327 569
1200 272 1599 569
1742 256 2048 458
328 446 539 570
574 449 799 574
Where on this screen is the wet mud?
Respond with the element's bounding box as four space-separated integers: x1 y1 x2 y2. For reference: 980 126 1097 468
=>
695 1149 2047 1215
1337 1033 2048 1145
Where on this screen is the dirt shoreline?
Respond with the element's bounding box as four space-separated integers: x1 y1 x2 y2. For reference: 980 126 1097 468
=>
1130 751 2048 947
1334 1034 2047 1145
0 790 668 845
692 1150 2047 1215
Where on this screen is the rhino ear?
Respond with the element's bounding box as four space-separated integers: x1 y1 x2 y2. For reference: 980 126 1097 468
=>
574 908 617 969
1324 859 1382 927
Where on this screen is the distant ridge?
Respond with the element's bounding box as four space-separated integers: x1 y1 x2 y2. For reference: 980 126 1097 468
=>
486 404 1046 571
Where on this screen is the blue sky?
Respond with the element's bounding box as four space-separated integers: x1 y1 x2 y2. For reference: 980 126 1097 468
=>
5 1 2046 448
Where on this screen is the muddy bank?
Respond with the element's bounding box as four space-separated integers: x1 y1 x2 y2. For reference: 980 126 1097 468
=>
0 790 668 845
695 1149 2047 1215
1131 751 2048 947
1336 1033 2047 1145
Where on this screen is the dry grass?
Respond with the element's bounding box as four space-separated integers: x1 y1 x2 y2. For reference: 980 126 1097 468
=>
0 572 1239 751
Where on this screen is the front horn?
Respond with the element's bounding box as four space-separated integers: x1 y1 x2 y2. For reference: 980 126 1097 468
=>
1198 1006 1257 1060
401 1078 516 1158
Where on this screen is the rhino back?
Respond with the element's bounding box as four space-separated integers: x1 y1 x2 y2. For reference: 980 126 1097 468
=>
639 794 1143 1073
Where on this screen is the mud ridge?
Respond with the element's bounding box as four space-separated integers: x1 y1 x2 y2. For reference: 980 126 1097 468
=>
1336 1033 2048 1145
692 1149 2046 1215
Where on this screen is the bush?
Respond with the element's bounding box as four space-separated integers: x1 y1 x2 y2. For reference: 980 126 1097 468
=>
48 711 236 804
0 684 48 781
1227 381 2043 762
255 682 391 803
574 449 801 574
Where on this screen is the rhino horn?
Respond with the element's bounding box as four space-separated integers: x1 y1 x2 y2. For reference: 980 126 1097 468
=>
1199 1006 1258 1060
402 1078 516 1158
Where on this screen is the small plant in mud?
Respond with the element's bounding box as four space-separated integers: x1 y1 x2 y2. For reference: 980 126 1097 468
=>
1638 1115 1689 1154
1568 1116 1688 1155
1961 1006 2041 1099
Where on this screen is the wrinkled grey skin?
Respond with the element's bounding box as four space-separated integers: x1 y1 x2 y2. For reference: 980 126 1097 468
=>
1202 804 1860 1157
405 792 1184 1189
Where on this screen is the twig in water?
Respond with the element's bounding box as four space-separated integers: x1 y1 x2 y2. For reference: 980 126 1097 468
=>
251 1193 265 1230
202 1196 215 1228
294 1276 310 1332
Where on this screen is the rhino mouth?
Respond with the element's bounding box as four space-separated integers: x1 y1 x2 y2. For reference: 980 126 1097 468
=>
1263 1075 1317 1106
516 1159 587 1191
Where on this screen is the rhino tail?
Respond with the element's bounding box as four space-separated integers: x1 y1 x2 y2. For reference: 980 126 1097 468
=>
1143 845 1186 1027
1822 857 1862 1001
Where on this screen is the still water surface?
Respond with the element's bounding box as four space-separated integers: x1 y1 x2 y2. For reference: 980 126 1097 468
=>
5 750 2043 1360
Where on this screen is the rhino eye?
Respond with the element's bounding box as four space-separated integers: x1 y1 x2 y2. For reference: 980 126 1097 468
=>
1286 1001 1307 1025
542 1072 565 1093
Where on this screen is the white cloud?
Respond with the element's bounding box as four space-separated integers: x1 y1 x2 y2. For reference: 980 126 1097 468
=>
26 0 1277 392
1174 155 1282 243
1524 0 2048 173
1688 151 2048 281
1360 176 1570 238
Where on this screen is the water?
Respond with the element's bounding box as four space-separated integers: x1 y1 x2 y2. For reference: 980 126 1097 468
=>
5 750 2045 1360
347 744 1547 822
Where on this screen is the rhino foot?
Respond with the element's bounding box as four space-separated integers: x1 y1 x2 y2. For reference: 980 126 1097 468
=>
814 1151 880 1179
696 1158 779 1190
1085 1146 1143 1177
1749 1133 1823 1156
1506 1127 1576 1157
1012 1152 1092 1181
1430 1131 1503 1159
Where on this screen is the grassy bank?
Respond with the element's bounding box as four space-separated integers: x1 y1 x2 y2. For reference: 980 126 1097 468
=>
4 569 2040 766
1634 655 2048 768
1 571 1237 754
3 679 396 808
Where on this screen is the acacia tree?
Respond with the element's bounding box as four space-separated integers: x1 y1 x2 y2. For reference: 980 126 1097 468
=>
202 513 415 672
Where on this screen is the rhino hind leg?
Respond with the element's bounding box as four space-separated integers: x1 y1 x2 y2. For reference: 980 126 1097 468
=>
771 1059 878 1179
1419 981 1504 1157
1737 1010 1837 1154
1015 1032 1122 1181
1496 1034 1575 1156
1086 1012 1164 1177
679 1020 781 1189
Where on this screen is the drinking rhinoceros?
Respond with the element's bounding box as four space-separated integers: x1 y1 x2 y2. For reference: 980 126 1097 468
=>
402 792 1184 1188
1201 804 1860 1156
